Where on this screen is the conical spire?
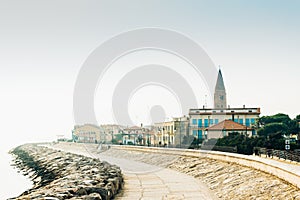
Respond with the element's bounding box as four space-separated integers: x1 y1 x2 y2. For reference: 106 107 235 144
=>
215 69 226 91
214 69 227 108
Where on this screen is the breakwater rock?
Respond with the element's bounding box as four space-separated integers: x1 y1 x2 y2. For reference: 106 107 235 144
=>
10 144 123 200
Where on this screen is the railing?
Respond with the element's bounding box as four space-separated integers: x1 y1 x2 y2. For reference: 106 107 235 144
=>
254 147 300 162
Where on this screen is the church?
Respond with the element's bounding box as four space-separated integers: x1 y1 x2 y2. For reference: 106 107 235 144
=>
189 69 260 139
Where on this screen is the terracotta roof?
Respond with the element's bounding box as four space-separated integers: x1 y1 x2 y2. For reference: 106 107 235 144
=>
206 120 252 131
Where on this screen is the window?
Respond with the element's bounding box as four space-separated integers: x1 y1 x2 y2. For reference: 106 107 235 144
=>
192 119 197 125
198 130 203 139
215 119 219 124
239 119 244 125
193 130 197 136
251 118 255 124
234 119 238 123
198 119 202 127
210 119 214 125
204 119 209 127
245 119 250 127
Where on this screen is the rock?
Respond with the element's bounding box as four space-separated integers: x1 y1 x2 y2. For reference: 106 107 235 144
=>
85 193 102 200
44 197 60 200
9 144 123 200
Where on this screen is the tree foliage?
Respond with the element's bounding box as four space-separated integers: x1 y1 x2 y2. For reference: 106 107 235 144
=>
257 113 299 137
216 132 263 155
257 113 291 126
215 113 300 155
257 122 288 137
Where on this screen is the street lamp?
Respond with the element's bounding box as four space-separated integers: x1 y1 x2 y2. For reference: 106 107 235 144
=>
177 119 182 148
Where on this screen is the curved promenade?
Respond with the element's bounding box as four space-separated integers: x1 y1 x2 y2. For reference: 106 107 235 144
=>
50 143 300 200
50 143 218 200
112 145 300 189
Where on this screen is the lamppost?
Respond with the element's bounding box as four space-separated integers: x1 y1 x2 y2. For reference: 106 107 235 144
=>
179 119 182 148
111 127 114 144
168 130 170 147
147 130 150 147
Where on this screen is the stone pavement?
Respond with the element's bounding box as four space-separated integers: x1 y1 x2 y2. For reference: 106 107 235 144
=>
115 168 217 200
49 143 218 200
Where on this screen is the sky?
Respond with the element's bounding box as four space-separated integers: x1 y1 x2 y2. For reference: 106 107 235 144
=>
0 0 300 149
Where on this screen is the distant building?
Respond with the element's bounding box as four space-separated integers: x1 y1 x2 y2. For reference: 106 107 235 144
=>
189 69 260 139
122 126 150 145
189 107 260 139
72 124 101 143
154 116 189 147
154 121 175 146
100 124 126 143
205 119 254 139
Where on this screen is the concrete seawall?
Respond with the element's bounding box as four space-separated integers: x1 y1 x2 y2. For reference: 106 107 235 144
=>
111 145 300 189
10 144 123 200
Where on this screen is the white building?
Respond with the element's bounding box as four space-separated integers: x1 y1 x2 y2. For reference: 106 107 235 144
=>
122 126 150 145
189 69 261 139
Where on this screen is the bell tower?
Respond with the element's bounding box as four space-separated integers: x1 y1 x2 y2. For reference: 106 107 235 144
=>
214 69 227 109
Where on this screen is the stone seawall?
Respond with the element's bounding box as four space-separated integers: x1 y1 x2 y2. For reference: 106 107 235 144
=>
10 144 123 200
100 145 300 200
113 145 300 189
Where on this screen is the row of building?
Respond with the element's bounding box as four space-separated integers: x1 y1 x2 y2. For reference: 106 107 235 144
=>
72 70 261 146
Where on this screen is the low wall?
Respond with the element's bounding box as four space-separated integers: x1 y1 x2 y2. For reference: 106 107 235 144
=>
10 144 123 200
112 145 300 189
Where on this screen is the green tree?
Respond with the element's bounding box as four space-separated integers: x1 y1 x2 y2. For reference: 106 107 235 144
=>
216 132 261 155
257 122 288 137
287 119 299 134
257 113 291 127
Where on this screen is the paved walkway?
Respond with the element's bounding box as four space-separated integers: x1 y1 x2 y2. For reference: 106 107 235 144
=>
116 168 216 200
48 143 218 200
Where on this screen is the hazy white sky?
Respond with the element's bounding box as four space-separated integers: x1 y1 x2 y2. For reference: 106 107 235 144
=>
0 0 299 149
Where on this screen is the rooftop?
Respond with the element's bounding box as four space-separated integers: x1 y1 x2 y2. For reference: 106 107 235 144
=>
207 120 252 131
189 107 261 115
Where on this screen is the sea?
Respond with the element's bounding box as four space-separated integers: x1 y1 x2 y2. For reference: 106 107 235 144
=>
0 147 32 199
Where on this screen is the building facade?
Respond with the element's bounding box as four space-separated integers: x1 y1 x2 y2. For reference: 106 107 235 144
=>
72 124 101 143
122 126 151 145
189 69 260 139
100 124 126 143
154 116 189 147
